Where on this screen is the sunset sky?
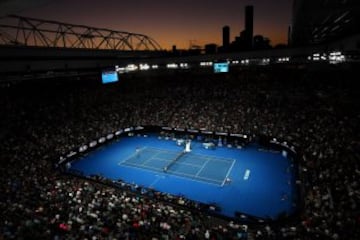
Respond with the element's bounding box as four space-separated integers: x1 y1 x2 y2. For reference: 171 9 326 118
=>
1 0 293 50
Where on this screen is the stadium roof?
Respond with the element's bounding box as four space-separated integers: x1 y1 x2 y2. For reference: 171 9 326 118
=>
291 0 360 46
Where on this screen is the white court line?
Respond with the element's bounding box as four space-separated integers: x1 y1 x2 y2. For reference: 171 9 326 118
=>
180 154 207 166
120 147 172 167
166 160 203 168
172 153 231 168
148 158 171 162
122 159 223 186
155 153 233 180
119 146 234 186
149 177 161 188
144 148 233 165
148 149 180 160
118 153 137 164
122 159 224 186
187 152 235 163
167 168 222 183
145 147 179 154
221 159 236 186
175 154 235 170
118 147 147 165
152 156 203 170
189 151 232 160
166 169 223 186
122 161 161 172
151 152 178 158
133 147 185 170
155 152 206 168
141 150 163 166
195 158 210 177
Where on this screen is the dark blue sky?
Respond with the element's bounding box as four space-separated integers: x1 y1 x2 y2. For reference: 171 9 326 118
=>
1 0 293 49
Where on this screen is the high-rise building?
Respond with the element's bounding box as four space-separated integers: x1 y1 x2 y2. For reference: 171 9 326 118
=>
244 5 254 49
222 26 230 49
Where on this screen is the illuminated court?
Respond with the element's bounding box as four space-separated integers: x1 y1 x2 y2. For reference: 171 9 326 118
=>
70 134 299 220
120 147 235 186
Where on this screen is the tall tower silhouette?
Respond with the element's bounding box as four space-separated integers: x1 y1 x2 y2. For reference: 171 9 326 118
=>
222 26 230 49
244 5 254 49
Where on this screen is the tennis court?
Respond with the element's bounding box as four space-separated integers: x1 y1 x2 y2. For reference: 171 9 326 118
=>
70 135 298 219
120 147 235 185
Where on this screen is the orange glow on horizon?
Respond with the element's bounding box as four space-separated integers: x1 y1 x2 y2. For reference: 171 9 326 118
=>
17 0 292 51
154 29 288 51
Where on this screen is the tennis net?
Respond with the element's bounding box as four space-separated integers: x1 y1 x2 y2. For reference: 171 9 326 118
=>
163 151 186 172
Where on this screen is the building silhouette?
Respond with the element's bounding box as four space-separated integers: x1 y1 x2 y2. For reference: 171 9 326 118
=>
221 5 255 52
222 26 230 50
205 43 217 54
218 4 274 53
244 5 254 49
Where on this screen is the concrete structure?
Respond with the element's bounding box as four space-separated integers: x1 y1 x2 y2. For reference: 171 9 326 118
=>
205 44 217 54
0 45 166 77
290 0 360 49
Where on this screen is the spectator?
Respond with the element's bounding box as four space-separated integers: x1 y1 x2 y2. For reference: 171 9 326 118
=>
0 66 359 239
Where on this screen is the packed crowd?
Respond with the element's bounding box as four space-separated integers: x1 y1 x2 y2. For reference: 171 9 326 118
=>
0 65 359 239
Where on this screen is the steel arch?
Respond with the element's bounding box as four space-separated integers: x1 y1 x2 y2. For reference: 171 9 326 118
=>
0 15 162 51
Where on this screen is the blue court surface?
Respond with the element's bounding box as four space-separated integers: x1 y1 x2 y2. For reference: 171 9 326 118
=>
70 135 298 219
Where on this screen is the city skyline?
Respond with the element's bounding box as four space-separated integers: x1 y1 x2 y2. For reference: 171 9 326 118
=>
1 0 293 50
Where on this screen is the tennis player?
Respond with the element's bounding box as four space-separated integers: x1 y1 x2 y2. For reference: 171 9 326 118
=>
135 146 140 157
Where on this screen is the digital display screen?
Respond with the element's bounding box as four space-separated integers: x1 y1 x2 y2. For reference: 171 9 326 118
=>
213 62 229 73
101 70 118 84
